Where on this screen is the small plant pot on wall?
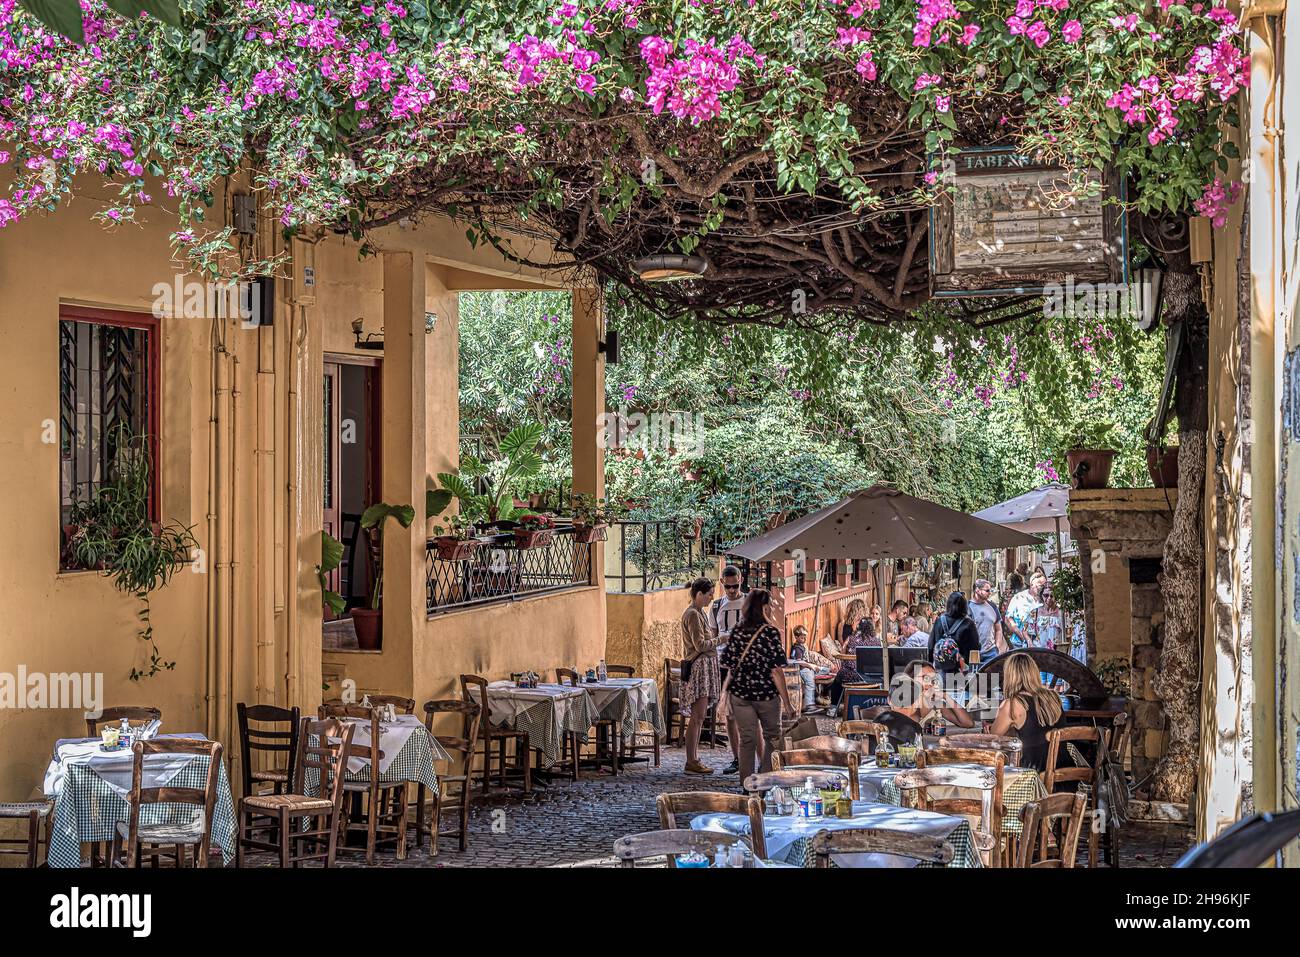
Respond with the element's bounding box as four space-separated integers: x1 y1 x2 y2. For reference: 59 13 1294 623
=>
514 528 555 550
573 523 608 544
351 608 382 651
433 536 482 562
678 517 704 541
1066 449 1116 490
1146 444 1180 488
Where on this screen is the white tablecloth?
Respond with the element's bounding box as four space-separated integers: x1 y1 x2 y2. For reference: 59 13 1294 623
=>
44 734 205 799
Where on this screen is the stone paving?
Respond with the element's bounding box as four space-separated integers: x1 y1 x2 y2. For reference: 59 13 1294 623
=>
251 737 1191 869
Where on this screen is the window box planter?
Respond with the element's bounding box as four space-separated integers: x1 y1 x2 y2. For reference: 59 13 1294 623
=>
513 528 555 550
573 522 608 544
433 536 483 562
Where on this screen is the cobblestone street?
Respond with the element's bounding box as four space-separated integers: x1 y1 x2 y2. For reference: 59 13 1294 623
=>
268 739 1192 869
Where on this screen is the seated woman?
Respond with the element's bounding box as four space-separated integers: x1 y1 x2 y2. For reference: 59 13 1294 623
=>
827 616 878 718
887 660 975 731
989 651 1063 771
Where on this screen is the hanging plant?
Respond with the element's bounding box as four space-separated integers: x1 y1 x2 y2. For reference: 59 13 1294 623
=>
64 424 198 680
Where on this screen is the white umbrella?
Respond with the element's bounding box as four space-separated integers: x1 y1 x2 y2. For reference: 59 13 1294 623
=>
972 483 1067 566
729 486 1042 685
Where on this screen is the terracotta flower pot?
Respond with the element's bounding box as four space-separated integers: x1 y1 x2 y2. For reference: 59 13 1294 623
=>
1066 449 1116 490
433 536 481 562
679 517 703 540
351 608 382 650
513 528 555 550
573 522 608 544
1146 445 1180 488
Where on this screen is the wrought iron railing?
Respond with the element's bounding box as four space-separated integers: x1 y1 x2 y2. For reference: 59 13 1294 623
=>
606 520 717 593
426 526 593 615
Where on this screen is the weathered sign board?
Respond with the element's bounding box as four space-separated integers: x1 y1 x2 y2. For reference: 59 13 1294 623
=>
928 147 1127 297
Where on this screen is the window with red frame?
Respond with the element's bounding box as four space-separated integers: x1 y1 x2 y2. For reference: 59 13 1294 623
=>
59 307 160 563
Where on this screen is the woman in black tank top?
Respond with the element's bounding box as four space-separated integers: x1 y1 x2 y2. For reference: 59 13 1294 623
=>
990 653 1063 772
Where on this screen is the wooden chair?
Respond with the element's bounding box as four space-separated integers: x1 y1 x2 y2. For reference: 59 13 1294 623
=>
605 664 636 677
812 827 955 868
663 658 686 746
459 674 531 794
790 734 871 756
614 829 747 867
237 717 355 868
894 762 1002 867
236 703 300 799
86 706 161 738
1044 725 1107 867
415 699 480 853
110 738 222 868
1016 792 1087 868
918 747 1008 864
655 791 767 860
772 748 861 800
0 801 53 867
942 733 1024 767
744 769 844 796
836 719 888 750
318 702 409 864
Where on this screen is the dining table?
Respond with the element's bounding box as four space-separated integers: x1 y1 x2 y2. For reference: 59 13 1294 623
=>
485 681 599 769
869 762 1048 837
690 799 981 868
42 732 237 868
334 713 449 793
579 677 665 745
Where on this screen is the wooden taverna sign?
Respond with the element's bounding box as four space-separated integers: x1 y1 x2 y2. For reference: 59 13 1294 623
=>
928 147 1127 297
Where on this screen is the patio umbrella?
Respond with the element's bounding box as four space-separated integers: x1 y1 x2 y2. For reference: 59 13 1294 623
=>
729 485 1042 685
971 482 1069 567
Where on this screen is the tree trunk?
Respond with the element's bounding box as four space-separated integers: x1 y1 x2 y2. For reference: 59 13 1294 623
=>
1150 252 1208 804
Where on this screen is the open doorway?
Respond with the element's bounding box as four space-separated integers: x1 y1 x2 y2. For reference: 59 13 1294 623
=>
323 355 382 631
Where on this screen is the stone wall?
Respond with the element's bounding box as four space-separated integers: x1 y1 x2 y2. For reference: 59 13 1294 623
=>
1130 580 1167 787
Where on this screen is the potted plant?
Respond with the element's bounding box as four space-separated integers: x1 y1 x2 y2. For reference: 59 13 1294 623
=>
354 501 416 650
426 422 546 530
569 493 615 543
513 512 556 550
431 512 483 562
317 531 346 617
1064 423 1117 490
677 512 705 540
64 425 198 680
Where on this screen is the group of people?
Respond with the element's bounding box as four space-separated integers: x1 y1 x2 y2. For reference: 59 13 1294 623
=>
679 565 1073 780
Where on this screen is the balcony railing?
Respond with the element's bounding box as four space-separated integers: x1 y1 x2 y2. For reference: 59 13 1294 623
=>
426 526 593 615
606 520 717 593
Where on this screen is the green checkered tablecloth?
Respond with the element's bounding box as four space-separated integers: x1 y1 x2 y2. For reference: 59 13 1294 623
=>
305 722 446 795
691 801 980 869
45 741 236 868
489 686 599 768
874 764 1047 836
585 678 665 744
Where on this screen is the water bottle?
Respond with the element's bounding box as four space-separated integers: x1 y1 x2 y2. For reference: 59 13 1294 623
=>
598 659 608 682
119 717 131 750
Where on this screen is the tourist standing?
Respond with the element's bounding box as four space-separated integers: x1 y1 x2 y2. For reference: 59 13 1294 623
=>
680 577 720 775
710 564 747 774
969 578 1006 658
719 589 794 778
928 590 981 674
1031 581 1065 651
1005 569 1046 648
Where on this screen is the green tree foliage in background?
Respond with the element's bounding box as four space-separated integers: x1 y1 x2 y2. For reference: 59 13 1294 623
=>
458 289 1164 542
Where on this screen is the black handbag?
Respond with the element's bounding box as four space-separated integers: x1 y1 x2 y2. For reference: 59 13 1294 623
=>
680 651 702 684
